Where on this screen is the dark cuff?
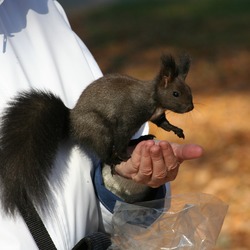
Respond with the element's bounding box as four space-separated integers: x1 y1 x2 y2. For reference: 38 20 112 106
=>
93 163 166 213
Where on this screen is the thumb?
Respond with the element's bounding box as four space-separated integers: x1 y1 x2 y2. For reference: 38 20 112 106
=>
170 143 204 162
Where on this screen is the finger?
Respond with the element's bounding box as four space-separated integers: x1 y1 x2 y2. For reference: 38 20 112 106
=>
147 142 180 187
114 140 153 178
170 143 204 162
132 140 155 183
159 141 180 171
165 166 180 182
149 160 180 188
150 144 168 182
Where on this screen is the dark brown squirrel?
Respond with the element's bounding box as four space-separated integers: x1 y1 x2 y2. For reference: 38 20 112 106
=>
0 54 193 214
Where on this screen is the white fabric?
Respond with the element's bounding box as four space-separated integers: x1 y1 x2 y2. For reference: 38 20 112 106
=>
0 0 150 249
0 0 101 249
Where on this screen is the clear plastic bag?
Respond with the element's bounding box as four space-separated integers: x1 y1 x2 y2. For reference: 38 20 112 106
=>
109 193 228 250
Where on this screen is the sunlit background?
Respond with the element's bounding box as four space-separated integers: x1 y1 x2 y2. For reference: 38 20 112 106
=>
59 0 250 249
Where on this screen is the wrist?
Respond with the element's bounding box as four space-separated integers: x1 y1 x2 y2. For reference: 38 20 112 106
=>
102 164 153 203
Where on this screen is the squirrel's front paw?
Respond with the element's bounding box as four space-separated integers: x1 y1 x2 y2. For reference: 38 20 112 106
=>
173 127 185 139
107 152 130 175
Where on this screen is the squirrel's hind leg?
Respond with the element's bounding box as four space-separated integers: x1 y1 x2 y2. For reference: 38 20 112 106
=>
70 111 115 165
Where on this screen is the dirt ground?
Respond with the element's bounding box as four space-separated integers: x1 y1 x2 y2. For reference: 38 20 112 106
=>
67 0 250 248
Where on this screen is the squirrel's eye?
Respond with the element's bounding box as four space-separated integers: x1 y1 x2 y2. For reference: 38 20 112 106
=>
173 91 179 97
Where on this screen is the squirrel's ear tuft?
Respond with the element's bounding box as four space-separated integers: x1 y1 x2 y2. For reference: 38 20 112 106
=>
160 54 178 82
178 54 191 80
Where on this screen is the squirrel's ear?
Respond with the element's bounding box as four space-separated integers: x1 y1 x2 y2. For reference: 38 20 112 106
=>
163 75 170 88
160 54 177 82
178 54 191 80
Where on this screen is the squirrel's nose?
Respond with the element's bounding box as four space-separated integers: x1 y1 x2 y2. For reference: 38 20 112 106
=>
187 103 194 112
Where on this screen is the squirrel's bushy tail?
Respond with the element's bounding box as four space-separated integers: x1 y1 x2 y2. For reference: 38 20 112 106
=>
0 90 69 215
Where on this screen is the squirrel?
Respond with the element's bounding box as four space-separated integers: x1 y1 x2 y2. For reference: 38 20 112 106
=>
0 54 193 215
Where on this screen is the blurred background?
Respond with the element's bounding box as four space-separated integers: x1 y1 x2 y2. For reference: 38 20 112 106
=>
59 0 250 249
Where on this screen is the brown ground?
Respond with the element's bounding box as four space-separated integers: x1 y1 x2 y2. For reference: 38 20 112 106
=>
68 1 250 248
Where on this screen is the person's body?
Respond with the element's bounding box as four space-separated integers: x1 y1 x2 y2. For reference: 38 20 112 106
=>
0 0 203 249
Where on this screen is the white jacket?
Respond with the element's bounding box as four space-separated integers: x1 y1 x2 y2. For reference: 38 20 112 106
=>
0 1 164 249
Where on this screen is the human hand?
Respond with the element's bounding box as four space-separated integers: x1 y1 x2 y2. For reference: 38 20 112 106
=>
115 140 203 188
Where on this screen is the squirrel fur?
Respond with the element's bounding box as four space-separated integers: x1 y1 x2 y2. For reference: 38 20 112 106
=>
0 54 193 215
